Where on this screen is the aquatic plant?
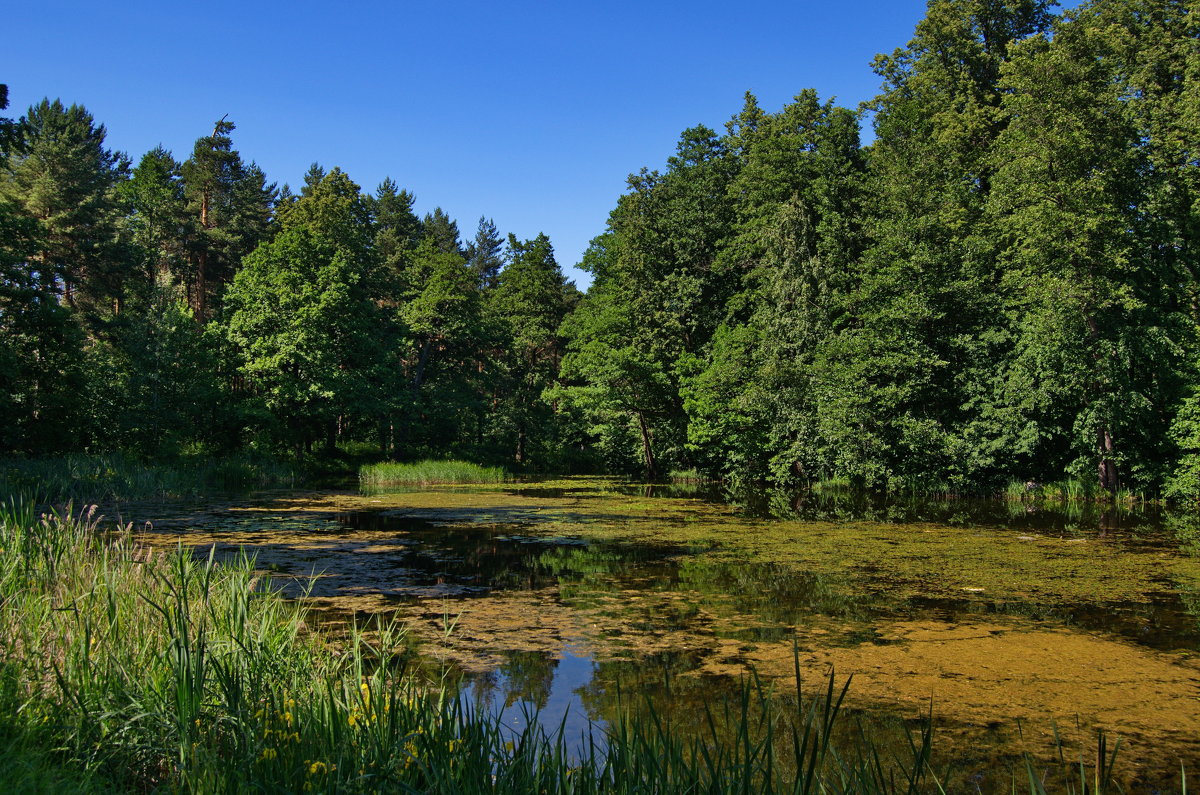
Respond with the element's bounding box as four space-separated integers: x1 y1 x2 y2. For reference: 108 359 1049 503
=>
359 459 508 487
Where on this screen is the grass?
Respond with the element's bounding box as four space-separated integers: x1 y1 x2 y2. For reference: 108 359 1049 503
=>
359 459 508 487
0 452 299 504
667 468 708 482
0 496 1153 792
1002 479 1152 505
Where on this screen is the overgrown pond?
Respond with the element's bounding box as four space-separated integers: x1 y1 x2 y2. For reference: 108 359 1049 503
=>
129 477 1200 792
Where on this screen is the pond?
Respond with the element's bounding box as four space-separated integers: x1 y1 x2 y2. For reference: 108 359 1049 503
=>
132 477 1200 792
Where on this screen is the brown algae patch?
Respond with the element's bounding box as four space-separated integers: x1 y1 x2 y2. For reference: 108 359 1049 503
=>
711 618 1200 784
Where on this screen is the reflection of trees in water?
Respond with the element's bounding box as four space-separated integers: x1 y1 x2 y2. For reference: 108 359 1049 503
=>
575 651 723 729
1164 514 1200 638
532 532 1200 652
675 559 866 625
669 480 1169 535
573 652 935 787
533 544 871 632
496 650 558 710
1167 513 1200 558
534 546 654 583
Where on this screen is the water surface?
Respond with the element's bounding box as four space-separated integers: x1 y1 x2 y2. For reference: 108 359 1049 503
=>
134 477 1200 792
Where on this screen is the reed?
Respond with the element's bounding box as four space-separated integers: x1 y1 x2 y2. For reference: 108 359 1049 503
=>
359 459 508 487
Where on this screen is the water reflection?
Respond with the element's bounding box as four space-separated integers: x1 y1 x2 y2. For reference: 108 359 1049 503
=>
460 647 599 747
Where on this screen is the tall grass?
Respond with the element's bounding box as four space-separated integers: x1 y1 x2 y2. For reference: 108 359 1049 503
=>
359 459 507 487
0 497 1142 792
0 453 298 504
1002 479 1152 506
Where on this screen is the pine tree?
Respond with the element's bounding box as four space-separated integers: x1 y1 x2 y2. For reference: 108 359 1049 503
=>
120 146 190 298
371 177 423 282
486 232 572 465
180 118 274 321
465 216 504 289
1 98 126 314
422 207 462 256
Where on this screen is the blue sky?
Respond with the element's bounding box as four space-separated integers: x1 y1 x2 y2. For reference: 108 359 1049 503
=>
8 0 940 288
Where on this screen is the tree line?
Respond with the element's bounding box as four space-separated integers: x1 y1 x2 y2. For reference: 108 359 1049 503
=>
0 93 583 469
559 0 1200 497
3 0 1199 496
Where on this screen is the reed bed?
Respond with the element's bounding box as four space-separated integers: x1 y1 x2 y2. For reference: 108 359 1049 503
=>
1002 479 1150 505
359 459 508 487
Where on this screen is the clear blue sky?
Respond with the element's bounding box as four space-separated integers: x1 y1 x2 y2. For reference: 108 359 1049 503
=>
9 0 941 288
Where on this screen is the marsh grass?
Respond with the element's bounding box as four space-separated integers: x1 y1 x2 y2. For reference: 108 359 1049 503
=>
0 498 1149 792
359 459 508 487
667 468 710 483
0 453 298 504
1002 479 1153 507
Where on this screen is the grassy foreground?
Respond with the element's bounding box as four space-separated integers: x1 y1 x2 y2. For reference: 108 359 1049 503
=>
0 498 1141 793
359 459 508 487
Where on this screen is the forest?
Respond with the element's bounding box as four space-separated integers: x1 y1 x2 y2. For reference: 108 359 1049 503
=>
2 0 1199 498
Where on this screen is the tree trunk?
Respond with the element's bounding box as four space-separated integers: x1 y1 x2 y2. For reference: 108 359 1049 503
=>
194 249 208 321
1098 426 1119 493
1086 314 1119 493
636 411 657 480
411 338 433 389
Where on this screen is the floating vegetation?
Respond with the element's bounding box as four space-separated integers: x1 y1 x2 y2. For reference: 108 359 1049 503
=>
56 477 1200 789
0 495 992 792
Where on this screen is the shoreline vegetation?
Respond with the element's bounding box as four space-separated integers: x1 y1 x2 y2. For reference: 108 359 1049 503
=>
359 460 509 487
0 453 302 504
0 497 1141 792
0 453 1176 510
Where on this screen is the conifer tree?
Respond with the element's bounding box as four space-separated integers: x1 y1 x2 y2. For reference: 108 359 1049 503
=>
371 177 423 282
465 216 504 289
486 232 572 465
422 206 462 256
180 118 274 321
1 98 126 314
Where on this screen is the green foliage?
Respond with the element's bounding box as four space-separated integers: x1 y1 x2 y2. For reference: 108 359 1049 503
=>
224 224 398 451
0 453 297 503
482 233 578 468
1167 393 1200 503
1 98 127 316
465 215 504 289
84 290 224 454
